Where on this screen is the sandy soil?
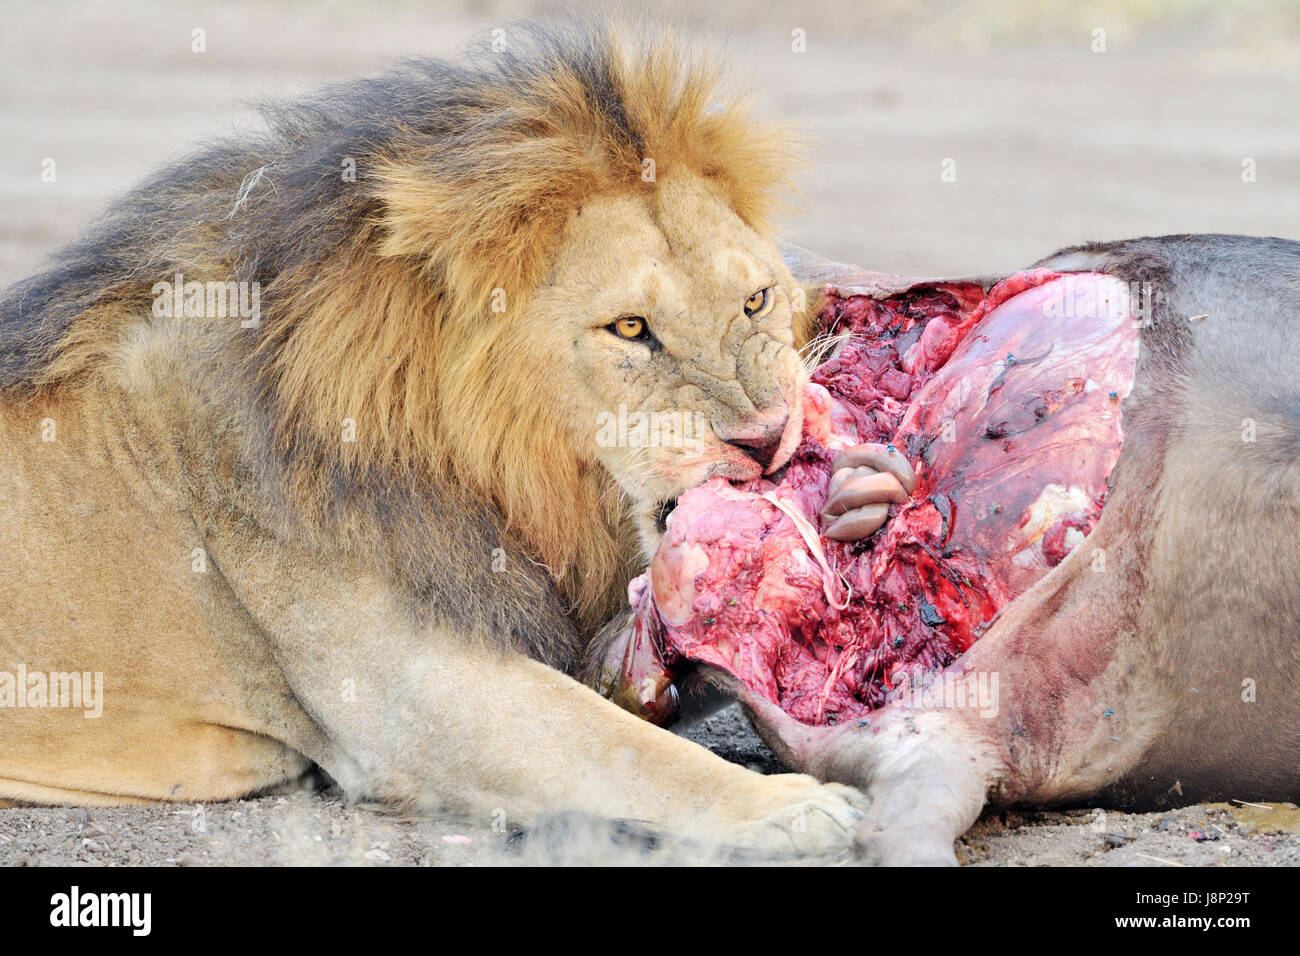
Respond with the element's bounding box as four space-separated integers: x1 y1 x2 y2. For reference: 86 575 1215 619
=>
3 706 1299 866
1 0 1297 866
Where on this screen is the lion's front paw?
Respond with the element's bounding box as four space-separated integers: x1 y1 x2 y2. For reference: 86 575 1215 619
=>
727 776 867 855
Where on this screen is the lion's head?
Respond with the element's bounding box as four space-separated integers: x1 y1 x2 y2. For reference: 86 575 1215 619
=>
514 171 812 556
356 22 817 612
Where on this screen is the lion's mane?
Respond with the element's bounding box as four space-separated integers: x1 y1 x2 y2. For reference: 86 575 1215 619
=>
0 19 802 663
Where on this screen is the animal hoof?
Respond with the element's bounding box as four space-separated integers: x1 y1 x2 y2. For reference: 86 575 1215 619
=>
855 822 959 866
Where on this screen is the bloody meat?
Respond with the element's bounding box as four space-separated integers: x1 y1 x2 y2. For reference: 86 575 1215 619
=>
611 270 1142 726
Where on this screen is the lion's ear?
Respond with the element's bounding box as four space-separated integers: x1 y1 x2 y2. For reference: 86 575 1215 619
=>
371 138 601 320
366 24 807 319
679 105 808 238
613 28 806 237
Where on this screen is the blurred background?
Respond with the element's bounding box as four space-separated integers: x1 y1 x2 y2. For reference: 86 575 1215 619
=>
1 0 1297 284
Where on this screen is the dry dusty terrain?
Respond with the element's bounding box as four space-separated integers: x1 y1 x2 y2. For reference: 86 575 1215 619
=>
3 706 1299 866
1 0 1297 866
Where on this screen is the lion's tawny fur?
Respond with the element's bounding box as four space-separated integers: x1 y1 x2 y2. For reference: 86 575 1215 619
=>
1 19 803 638
0 20 866 836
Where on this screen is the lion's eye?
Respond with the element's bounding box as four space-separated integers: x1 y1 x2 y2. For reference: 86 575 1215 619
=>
610 316 648 340
744 287 772 318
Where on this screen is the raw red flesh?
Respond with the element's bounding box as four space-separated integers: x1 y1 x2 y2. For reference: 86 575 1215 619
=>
623 271 1142 726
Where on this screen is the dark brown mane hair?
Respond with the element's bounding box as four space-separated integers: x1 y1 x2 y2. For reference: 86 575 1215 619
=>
0 18 802 653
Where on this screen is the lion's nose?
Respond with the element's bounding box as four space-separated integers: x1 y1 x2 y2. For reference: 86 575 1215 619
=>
714 408 790 471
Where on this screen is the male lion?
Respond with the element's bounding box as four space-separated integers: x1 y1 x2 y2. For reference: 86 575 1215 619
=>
0 22 883 850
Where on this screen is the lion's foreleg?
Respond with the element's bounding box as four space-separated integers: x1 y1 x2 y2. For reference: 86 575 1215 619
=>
208 524 866 850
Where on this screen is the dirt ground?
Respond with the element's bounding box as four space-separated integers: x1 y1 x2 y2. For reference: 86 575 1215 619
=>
3 706 1299 866
1 0 1297 866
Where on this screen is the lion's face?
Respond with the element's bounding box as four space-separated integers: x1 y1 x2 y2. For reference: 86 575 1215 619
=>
527 173 808 558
